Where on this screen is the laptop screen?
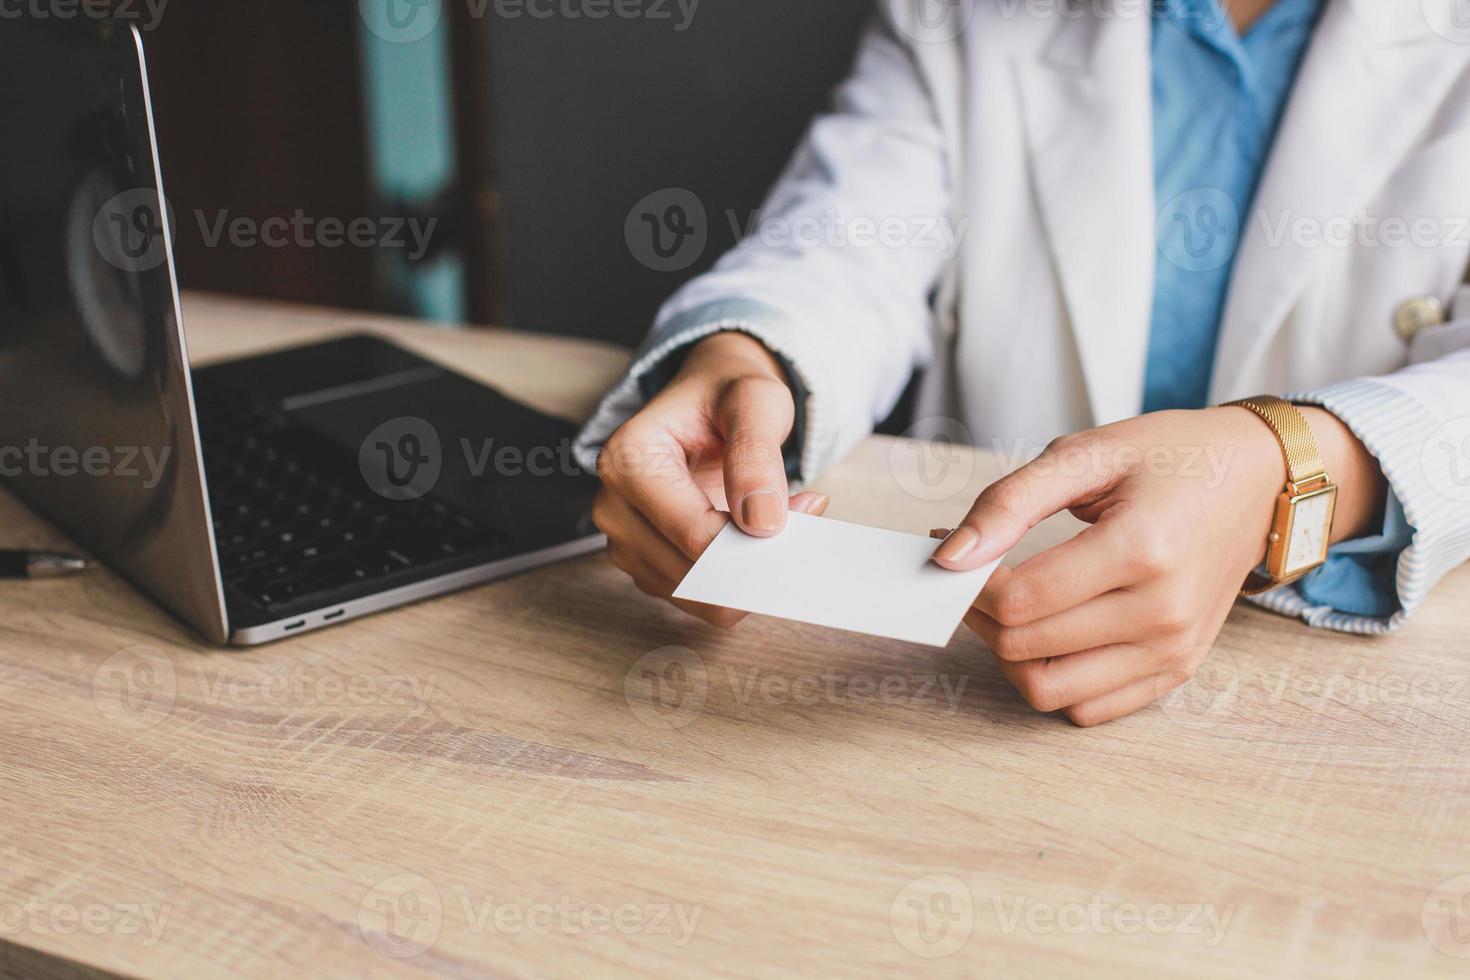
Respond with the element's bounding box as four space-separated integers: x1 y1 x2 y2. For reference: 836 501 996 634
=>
0 20 227 642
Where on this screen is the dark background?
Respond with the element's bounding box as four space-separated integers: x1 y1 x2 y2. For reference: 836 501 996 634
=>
136 0 872 348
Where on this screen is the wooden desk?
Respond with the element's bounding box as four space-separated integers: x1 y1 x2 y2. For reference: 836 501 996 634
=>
2 295 1468 979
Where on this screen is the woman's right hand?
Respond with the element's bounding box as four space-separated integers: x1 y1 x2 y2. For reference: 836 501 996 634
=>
592 331 829 626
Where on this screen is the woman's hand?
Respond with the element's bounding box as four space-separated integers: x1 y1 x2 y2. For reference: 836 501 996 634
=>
593 332 828 626
931 406 1386 726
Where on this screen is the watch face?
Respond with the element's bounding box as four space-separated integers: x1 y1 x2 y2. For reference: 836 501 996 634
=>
1283 489 1335 576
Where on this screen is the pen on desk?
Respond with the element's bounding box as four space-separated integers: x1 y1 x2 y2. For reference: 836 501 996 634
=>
0 551 91 580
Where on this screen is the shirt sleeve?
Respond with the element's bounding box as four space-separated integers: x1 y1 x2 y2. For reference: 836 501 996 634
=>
573 2 958 482
633 325 812 483
1246 356 1470 634
1295 484 1414 619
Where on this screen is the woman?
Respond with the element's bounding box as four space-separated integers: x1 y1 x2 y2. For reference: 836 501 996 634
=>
575 0 1470 724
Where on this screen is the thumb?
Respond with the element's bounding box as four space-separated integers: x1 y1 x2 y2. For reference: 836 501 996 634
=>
932 440 1111 570
716 376 795 537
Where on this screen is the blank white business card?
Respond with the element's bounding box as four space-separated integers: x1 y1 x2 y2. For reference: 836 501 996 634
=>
673 512 1001 647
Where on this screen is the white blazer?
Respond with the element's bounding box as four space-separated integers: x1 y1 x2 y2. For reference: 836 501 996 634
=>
577 0 1470 633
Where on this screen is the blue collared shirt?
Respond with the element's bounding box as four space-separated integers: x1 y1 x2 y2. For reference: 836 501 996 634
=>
1147 0 1410 617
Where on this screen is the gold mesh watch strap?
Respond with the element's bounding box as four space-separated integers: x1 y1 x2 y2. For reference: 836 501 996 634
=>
1223 395 1327 487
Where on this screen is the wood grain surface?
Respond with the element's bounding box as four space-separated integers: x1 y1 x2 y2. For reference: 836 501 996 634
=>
1 294 1467 979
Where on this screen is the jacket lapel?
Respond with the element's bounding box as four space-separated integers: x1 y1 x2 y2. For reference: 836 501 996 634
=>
1014 10 1155 426
1212 0 1470 400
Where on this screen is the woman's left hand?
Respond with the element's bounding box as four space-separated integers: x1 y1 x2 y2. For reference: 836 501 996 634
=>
930 406 1384 726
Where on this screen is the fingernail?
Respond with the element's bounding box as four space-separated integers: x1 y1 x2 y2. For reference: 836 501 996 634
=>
792 492 829 514
933 526 978 563
741 490 783 532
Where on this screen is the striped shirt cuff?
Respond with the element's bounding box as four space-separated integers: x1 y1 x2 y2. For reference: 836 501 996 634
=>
1248 379 1444 634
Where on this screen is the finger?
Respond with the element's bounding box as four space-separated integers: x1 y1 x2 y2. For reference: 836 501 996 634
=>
598 425 728 562
965 589 1162 661
791 491 830 517
610 543 746 627
607 492 824 627
614 550 678 600
600 492 700 585
932 436 1114 571
606 487 825 612
714 376 795 538
672 598 748 628
670 492 823 625
1062 671 1190 728
608 538 686 597
609 487 826 582
991 642 1163 714
978 513 1161 626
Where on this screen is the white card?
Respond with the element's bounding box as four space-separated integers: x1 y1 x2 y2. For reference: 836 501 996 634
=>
673 512 1001 647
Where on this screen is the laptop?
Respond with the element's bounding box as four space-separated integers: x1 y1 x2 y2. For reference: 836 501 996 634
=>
0 20 604 644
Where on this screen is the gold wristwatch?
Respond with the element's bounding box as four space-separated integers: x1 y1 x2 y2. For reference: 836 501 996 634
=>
1223 396 1338 596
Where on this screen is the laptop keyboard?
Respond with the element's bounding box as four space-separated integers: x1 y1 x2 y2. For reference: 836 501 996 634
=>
195 387 507 612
